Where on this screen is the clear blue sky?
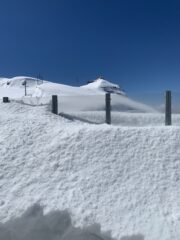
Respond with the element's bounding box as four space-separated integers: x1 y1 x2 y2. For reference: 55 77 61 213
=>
0 0 180 92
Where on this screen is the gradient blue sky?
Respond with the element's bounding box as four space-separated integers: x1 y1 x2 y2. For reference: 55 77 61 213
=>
0 0 180 92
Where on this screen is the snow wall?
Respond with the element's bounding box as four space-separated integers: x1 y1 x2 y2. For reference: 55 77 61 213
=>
0 102 180 240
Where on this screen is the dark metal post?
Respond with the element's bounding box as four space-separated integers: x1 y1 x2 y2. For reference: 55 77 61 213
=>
25 82 27 96
165 90 172 126
22 80 27 96
52 95 58 114
105 93 111 124
3 97 9 103
24 81 27 96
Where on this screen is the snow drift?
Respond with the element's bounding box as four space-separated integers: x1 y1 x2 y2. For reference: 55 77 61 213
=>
1 102 180 240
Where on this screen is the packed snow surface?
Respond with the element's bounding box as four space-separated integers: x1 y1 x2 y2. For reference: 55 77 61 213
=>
0 101 180 240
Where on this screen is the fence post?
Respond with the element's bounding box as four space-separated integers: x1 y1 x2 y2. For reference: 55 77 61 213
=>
3 97 9 103
22 80 27 96
105 93 111 124
24 81 27 96
52 95 58 114
165 90 171 126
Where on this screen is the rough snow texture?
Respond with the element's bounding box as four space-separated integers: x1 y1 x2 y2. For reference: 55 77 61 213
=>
1 102 180 240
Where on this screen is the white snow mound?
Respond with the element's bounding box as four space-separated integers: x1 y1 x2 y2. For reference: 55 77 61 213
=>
0 76 156 112
81 77 125 95
0 102 180 240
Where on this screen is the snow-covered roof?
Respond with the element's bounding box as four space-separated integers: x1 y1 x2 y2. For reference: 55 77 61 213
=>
81 77 125 95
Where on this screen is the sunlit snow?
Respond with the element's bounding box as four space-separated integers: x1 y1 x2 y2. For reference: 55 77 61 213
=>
0 77 180 240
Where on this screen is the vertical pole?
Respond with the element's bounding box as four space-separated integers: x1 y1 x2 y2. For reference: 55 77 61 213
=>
3 97 9 103
105 93 111 124
24 81 27 96
52 95 58 114
165 90 172 126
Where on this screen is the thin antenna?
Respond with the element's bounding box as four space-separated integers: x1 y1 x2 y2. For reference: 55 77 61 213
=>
37 73 43 85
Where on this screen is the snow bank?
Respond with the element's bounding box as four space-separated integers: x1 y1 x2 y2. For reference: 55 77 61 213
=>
1 102 180 240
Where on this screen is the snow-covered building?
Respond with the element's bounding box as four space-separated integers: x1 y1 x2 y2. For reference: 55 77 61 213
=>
85 77 125 95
